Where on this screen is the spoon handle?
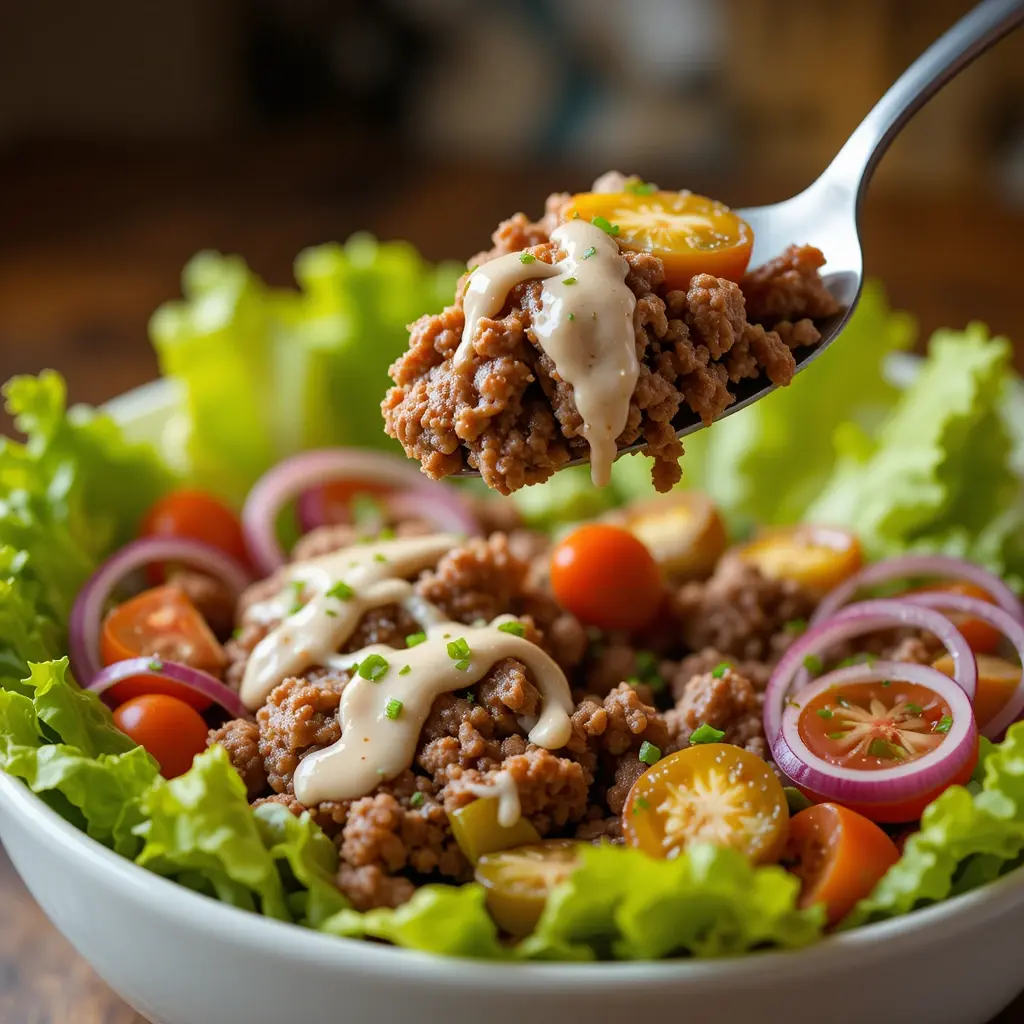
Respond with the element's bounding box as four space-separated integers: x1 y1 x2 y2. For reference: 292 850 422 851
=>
826 0 1024 202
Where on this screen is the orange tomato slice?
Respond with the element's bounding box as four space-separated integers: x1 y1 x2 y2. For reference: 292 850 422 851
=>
563 188 753 290
904 581 1001 655
933 653 1021 729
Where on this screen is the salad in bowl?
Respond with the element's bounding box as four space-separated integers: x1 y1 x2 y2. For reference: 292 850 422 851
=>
3 182 1024 1024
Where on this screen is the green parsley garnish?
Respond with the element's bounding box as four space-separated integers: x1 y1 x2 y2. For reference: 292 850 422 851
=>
868 738 901 760
633 650 665 692
563 277 577 286
711 662 731 679
632 796 650 815
519 252 536 264
826 731 849 741
148 658 164 673
405 632 427 648
410 792 425 809
289 580 305 614
498 621 526 638
447 637 471 660
784 619 808 636
624 179 657 195
326 581 354 602
357 654 389 682
384 698 403 720
581 245 597 259
803 654 823 674
464 690 475 702
231 627 242 640
689 723 726 745
373 553 388 563
399 665 411 676
638 741 661 766
591 215 620 236
816 708 834 719
567 312 576 321
903 703 923 715
934 715 954 734
377 528 396 541
455 659 472 672
325 609 338 618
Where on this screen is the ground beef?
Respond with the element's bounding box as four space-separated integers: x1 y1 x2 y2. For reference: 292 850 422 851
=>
575 807 624 842
382 178 832 496
208 719 266 798
741 244 842 323
672 558 817 664
670 646 775 694
665 667 767 759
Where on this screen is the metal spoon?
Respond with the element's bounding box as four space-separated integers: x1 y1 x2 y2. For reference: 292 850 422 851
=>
455 0 1024 476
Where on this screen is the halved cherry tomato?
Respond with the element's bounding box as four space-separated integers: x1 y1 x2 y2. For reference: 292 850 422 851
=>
113 693 209 779
623 744 789 865
796 679 976 822
100 586 226 710
786 803 900 926
475 840 583 936
610 491 727 580
563 189 753 290
550 524 663 631
140 489 249 573
732 525 862 595
904 580 1001 654
933 653 1021 729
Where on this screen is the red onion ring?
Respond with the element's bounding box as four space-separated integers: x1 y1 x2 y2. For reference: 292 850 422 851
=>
763 598 977 742
900 591 1024 740
87 658 252 720
69 538 252 687
811 554 1024 627
773 661 977 808
242 449 480 575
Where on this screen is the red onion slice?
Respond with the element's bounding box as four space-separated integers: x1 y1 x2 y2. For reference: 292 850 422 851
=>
69 538 252 687
900 591 1024 740
773 661 977 808
811 554 1024 627
88 658 252 720
242 449 480 575
763 598 977 742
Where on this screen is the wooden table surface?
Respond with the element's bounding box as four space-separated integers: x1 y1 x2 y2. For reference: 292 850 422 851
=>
1 140 1024 1021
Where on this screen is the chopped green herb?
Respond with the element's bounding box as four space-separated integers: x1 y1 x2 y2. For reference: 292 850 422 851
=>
443 633 451 639
591 215 620 236
464 690 475 702
567 312 576 321
638 741 661 766
784 619 808 636
405 632 427 648
325 609 338 618
689 723 726 745
357 654 389 682
624 179 657 195
816 708 834 720
289 580 305 614
410 792 425 809
881 680 891 687
373 553 388 564
384 698 403 720
563 277 577 286
903 703 923 715
147 658 164 673
632 796 650 815
803 654 823 674
399 665 411 676
826 731 849 741
581 245 597 259
498 621 526 637
231 627 242 640
711 662 731 679
377 527 396 541
868 738 901 759
326 581 354 602
633 649 665 692
519 252 537 265
934 715 954 734
455 659 472 672
447 637 471 660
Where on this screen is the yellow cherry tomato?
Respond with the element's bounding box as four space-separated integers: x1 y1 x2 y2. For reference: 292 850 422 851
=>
732 525 863 595
563 188 753 290
623 744 789 865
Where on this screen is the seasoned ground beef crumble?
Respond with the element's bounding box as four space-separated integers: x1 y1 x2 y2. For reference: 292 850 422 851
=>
382 175 840 495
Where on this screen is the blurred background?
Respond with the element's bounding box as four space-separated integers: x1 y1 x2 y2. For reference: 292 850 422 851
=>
2 0 1024 434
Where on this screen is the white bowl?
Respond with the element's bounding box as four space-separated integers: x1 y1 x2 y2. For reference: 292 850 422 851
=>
2 376 1024 1024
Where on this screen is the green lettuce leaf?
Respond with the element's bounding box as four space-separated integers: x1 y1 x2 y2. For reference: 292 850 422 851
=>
150 238 462 503
844 721 1024 928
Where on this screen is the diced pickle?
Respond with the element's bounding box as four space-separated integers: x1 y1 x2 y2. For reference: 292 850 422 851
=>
448 797 541 864
475 840 583 937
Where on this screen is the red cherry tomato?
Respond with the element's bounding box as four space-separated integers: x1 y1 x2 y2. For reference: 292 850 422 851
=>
904 580 1001 655
550 524 664 631
140 489 249 575
113 694 209 779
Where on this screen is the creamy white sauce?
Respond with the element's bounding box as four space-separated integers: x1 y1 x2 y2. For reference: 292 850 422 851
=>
466 769 523 827
292 617 575 806
239 533 461 710
454 220 637 488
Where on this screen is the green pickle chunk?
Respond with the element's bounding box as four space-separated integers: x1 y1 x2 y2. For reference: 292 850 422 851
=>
448 796 541 865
